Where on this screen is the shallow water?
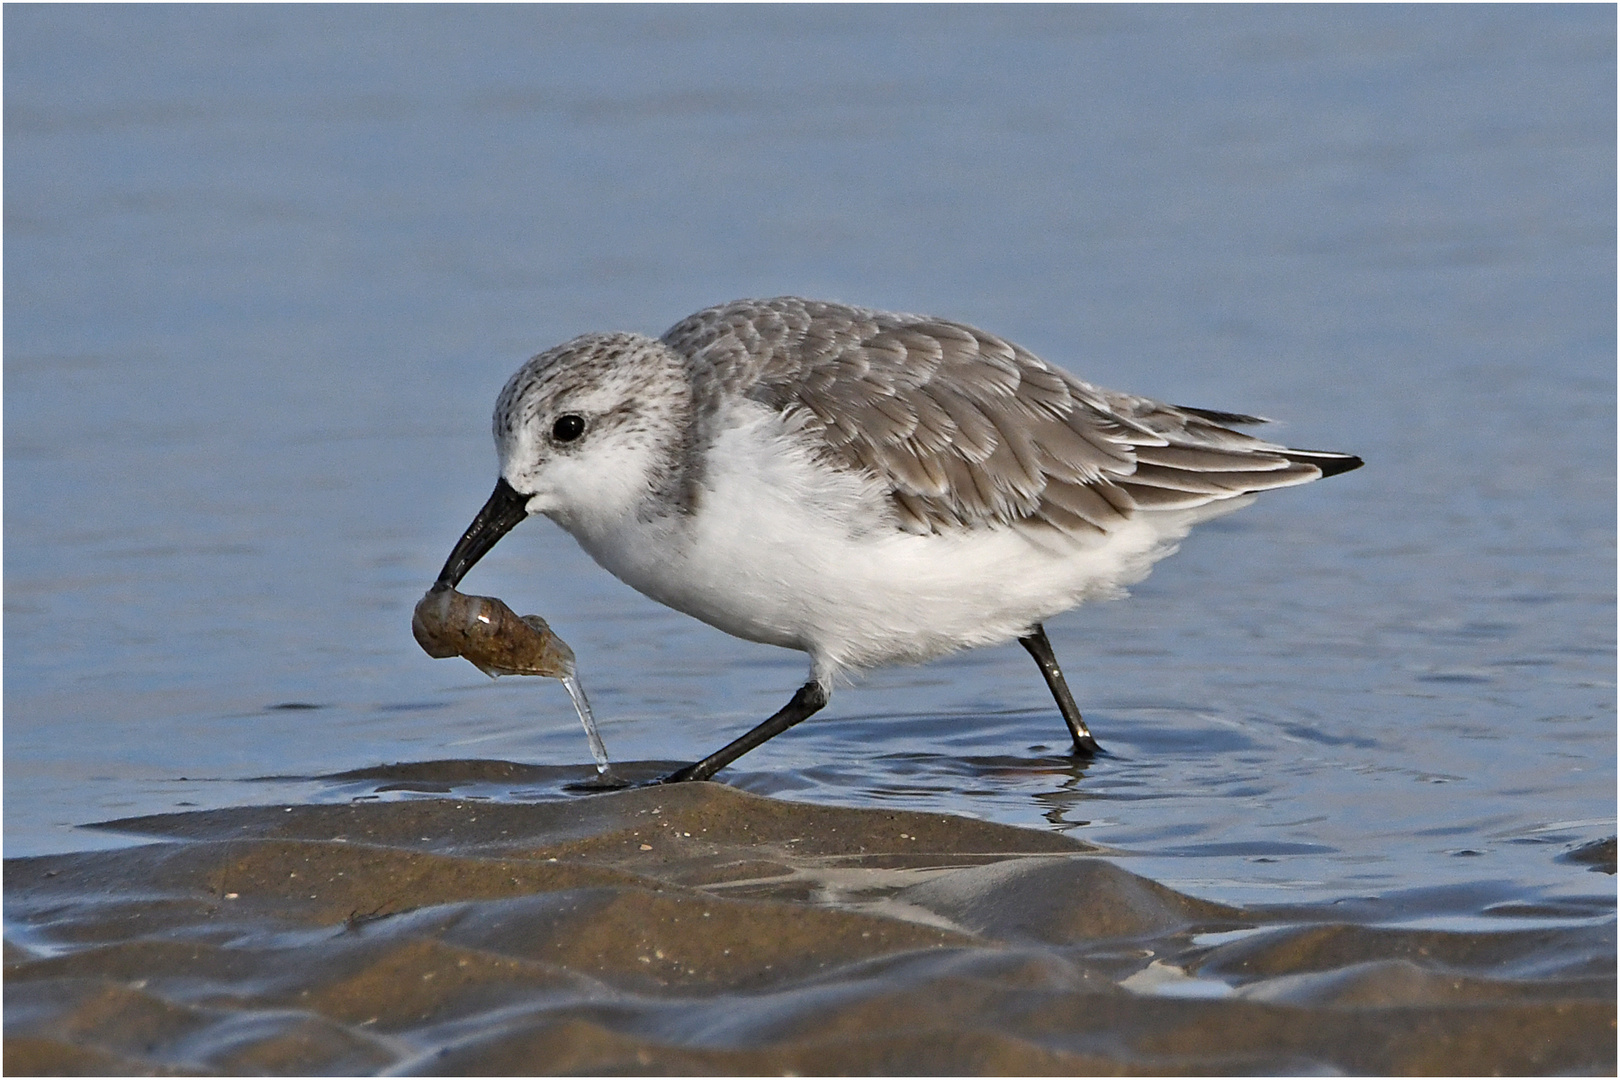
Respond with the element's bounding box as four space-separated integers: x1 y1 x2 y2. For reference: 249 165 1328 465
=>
6 1 1614 932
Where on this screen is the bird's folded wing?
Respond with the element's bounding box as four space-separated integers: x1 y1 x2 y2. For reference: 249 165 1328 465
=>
664 297 1328 539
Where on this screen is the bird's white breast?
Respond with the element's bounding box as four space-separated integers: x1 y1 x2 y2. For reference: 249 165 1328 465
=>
558 400 1210 679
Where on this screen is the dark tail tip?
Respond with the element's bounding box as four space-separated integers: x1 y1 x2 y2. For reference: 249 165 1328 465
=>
1316 454 1364 478
1284 449 1364 477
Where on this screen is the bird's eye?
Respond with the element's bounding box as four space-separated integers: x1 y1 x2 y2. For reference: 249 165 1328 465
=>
551 413 586 443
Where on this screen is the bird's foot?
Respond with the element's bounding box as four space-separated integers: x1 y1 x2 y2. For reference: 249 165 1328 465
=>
1071 734 1104 757
659 762 708 784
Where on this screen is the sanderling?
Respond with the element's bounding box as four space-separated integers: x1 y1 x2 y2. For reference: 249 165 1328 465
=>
433 297 1361 781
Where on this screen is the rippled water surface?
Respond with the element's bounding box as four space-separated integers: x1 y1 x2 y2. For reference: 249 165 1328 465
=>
7 6 1614 914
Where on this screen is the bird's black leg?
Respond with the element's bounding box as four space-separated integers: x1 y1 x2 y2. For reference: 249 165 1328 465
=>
664 680 829 783
1019 624 1101 756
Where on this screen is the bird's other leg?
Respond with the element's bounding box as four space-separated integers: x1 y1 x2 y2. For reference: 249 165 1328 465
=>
1018 624 1101 756
664 680 830 783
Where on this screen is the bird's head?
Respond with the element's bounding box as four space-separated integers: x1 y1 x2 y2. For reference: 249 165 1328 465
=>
435 332 692 590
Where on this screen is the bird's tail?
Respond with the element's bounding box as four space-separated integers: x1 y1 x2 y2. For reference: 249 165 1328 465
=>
1172 406 1363 478
1279 448 1364 477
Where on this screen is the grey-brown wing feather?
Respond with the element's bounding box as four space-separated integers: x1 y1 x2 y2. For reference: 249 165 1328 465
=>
663 297 1340 538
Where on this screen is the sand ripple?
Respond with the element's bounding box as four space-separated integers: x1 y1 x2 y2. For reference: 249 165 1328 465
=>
6 778 1613 1074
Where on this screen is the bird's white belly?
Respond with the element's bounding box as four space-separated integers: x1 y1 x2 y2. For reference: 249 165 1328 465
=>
560 404 1198 677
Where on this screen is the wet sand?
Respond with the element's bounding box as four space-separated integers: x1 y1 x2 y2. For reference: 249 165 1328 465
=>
6 766 1614 1075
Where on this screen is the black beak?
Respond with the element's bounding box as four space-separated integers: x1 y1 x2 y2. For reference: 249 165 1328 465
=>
434 477 532 590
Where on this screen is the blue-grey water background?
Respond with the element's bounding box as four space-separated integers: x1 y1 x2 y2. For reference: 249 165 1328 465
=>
6 6 1614 915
